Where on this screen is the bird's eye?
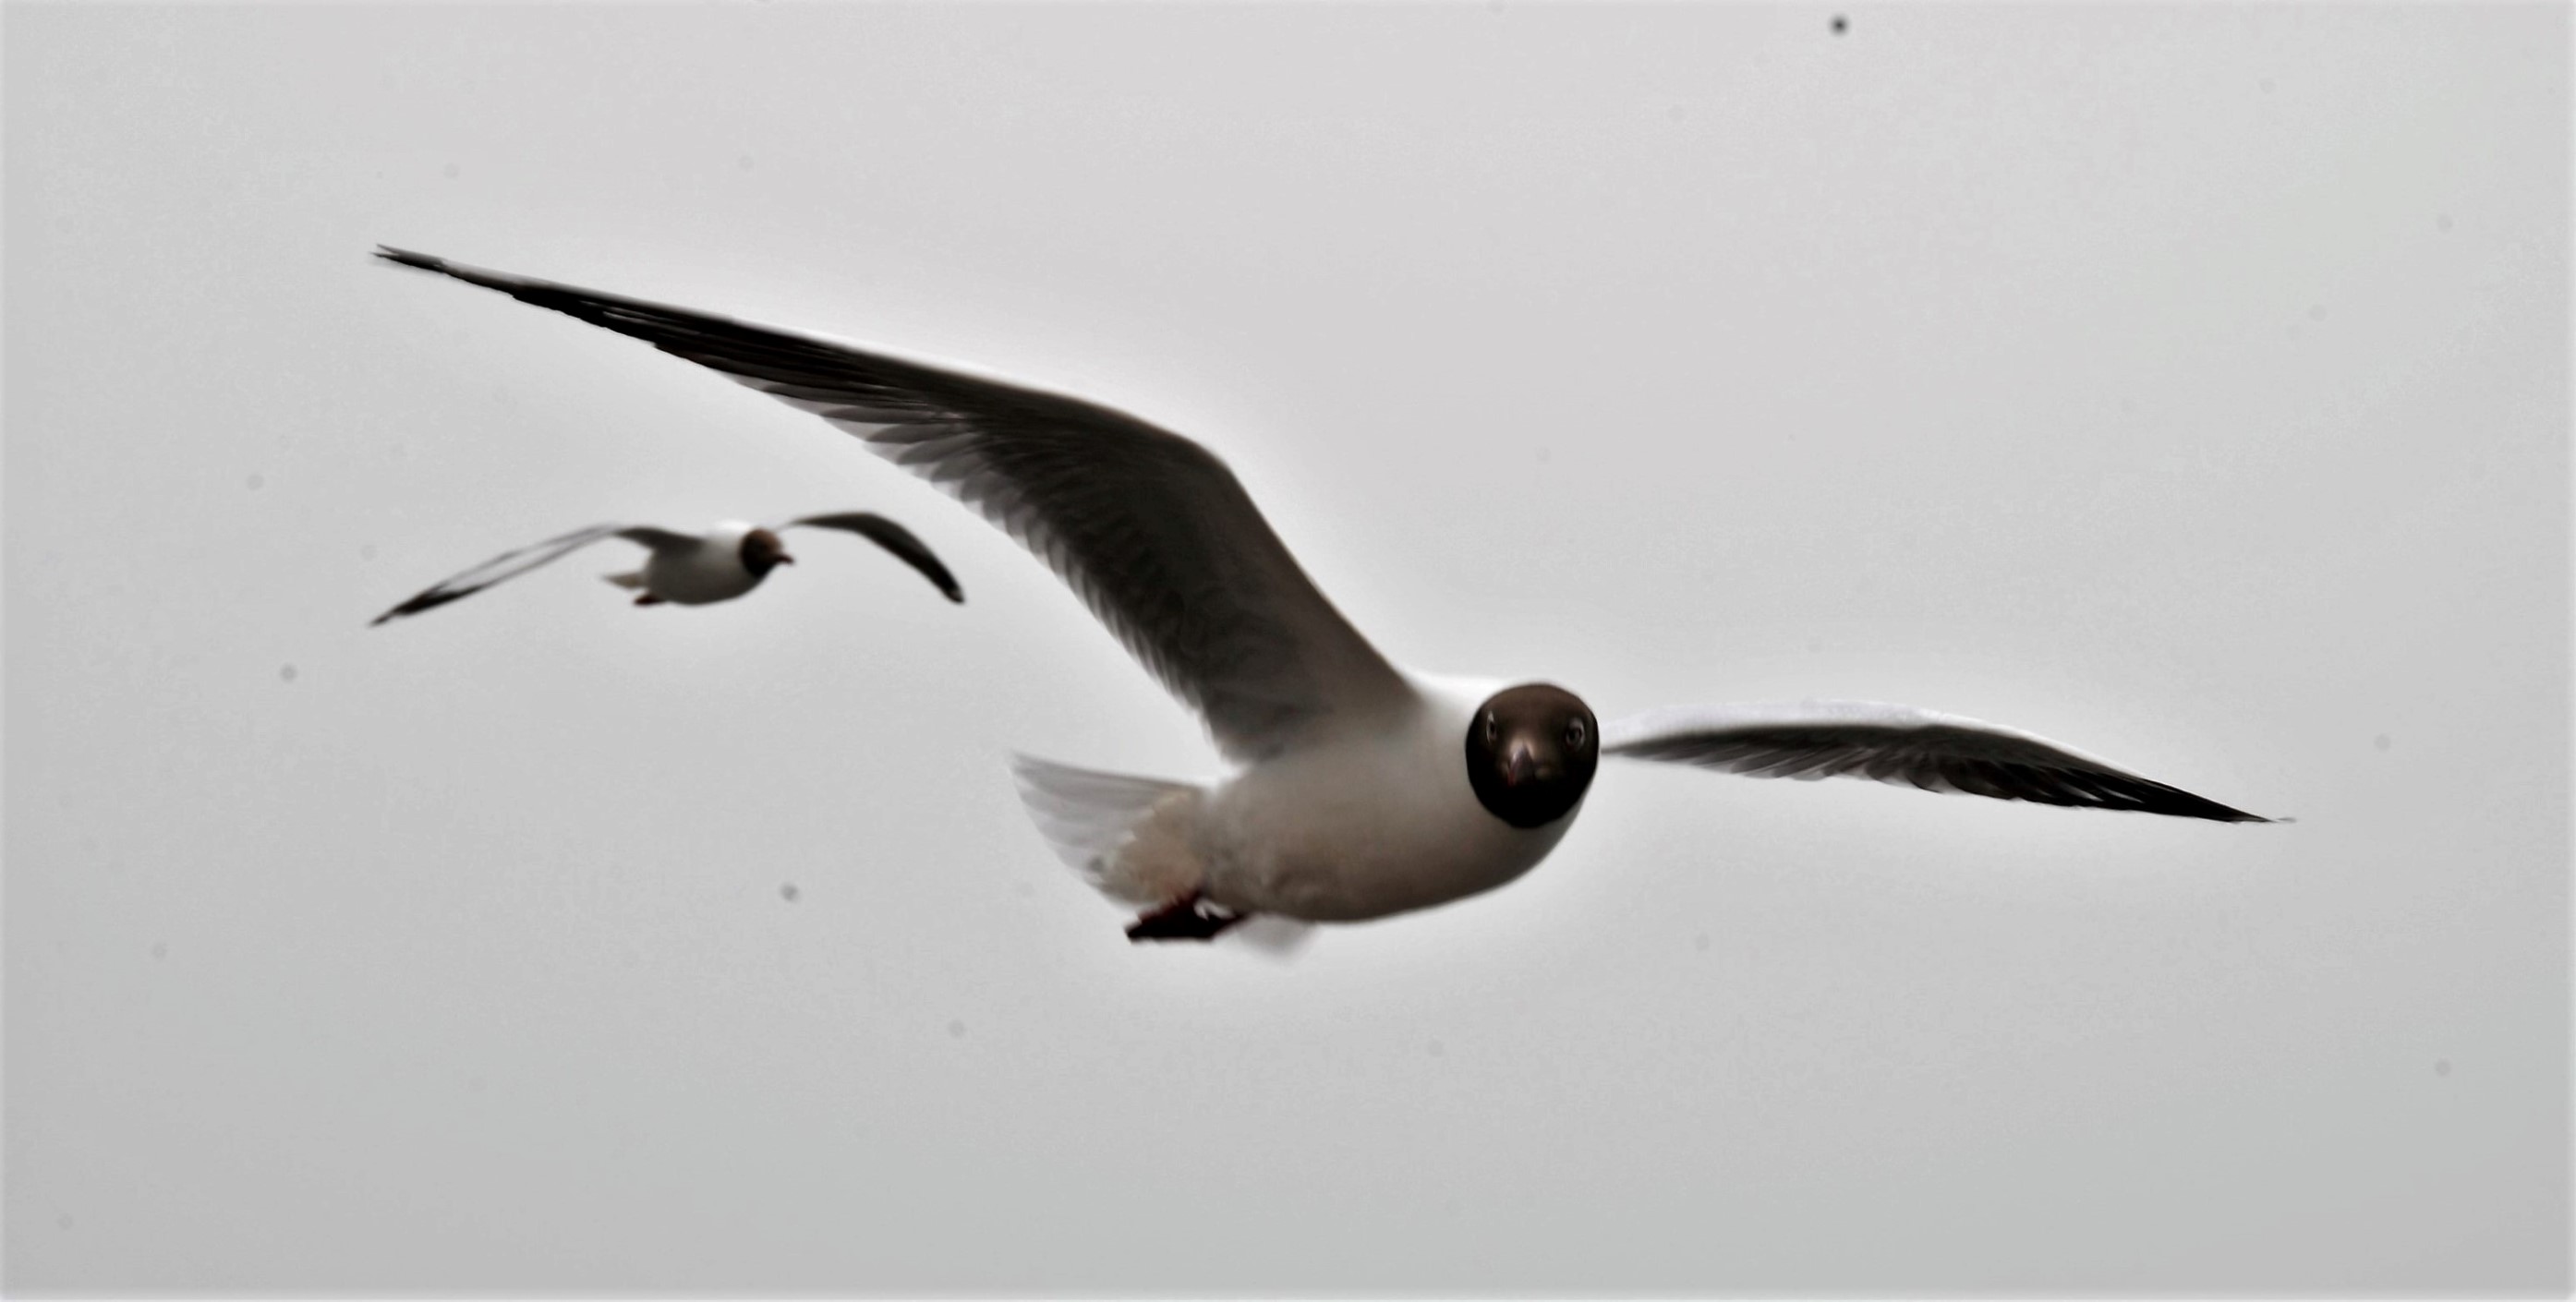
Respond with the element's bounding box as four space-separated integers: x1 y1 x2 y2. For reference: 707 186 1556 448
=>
1482 713 1498 742
1565 719 1588 749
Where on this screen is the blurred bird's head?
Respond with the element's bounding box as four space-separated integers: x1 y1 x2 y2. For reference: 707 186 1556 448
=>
738 527 794 577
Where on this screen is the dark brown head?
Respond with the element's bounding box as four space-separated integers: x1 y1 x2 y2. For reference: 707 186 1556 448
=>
738 527 795 577
1465 683 1599 829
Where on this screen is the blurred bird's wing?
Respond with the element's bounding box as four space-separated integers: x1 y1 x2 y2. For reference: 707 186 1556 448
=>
780 511 964 604
374 247 1414 760
1602 699 2269 822
369 523 692 625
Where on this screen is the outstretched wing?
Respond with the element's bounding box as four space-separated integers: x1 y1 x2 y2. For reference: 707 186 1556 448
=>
369 523 693 625
780 511 965 604
374 247 1414 760
1602 699 2268 822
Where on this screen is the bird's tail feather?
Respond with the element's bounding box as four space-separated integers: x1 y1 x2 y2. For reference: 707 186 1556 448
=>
1008 753 1201 905
602 570 647 589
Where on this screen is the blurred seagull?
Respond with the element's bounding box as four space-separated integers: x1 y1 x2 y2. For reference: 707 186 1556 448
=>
374 246 2270 943
370 512 961 626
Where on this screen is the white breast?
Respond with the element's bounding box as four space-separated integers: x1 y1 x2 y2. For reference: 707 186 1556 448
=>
1195 674 1585 922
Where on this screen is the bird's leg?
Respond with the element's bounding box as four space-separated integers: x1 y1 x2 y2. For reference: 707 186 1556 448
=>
1125 892 1246 944
633 593 667 607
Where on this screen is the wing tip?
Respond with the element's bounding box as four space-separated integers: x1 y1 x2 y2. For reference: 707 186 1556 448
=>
2172 788 2275 823
373 245 446 272
369 588 465 625
2166 799 2275 824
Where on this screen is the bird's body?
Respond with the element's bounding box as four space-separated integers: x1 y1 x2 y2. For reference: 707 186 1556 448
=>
1204 676 1580 922
374 245 2271 944
614 520 772 605
371 511 961 625
1027 675 1578 926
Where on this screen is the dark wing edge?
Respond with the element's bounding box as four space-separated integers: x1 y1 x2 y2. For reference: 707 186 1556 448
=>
371 246 1413 757
1602 701 2272 823
369 523 668 625
783 512 965 603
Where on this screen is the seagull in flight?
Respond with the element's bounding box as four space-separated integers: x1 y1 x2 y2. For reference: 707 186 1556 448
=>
374 246 2271 943
369 511 962 626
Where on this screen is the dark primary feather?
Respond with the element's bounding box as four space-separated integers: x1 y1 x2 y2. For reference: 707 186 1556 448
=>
373 247 1412 758
1602 701 2269 823
369 523 691 626
783 512 964 603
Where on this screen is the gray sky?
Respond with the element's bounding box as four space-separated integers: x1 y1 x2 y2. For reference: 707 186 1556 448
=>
5 2 2567 1293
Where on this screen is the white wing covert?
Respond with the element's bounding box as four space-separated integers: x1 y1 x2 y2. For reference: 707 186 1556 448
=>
1602 699 2268 822
376 247 1412 760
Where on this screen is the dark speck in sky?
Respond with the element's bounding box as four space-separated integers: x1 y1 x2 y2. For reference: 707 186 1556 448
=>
948 1019 967 1039
2436 1059 2451 1077
780 883 800 902
247 473 264 490
279 664 298 684
2374 733 2391 751
1831 15 1848 34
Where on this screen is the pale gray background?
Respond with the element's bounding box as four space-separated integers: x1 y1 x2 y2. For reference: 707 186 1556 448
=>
5 3 2567 1294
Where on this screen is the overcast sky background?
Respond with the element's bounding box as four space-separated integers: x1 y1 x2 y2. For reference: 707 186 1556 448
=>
6 3 2568 1294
